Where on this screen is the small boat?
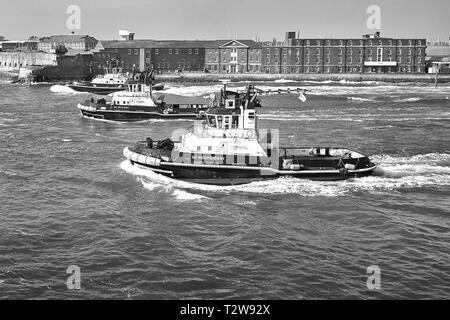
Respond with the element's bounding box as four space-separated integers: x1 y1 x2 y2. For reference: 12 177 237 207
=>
68 66 165 95
77 83 209 121
122 82 377 185
68 67 130 94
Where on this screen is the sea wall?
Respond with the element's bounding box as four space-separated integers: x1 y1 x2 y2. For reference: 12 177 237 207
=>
0 52 57 72
156 72 450 84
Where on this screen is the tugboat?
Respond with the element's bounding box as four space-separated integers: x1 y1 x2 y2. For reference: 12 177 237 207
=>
68 66 165 95
122 82 377 185
77 70 209 121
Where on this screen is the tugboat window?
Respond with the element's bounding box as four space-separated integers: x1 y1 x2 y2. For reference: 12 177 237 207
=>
231 116 239 129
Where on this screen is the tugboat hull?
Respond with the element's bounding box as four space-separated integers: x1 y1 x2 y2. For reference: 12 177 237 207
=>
78 103 203 121
68 83 126 95
69 82 164 95
123 147 377 185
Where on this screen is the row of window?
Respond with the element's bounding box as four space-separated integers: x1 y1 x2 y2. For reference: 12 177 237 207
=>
260 66 422 73
299 39 423 47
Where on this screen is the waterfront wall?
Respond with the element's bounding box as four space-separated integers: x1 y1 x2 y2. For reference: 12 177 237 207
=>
0 52 57 72
156 72 450 83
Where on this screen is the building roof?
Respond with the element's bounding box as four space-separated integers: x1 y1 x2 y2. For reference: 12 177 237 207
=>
426 46 450 57
99 40 214 49
208 39 262 49
39 35 97 43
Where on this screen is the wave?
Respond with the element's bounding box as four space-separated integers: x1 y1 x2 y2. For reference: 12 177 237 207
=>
392 97 422 103
159 83 450 100
49 85 81 94
347 96 376 102
119 152 450 198
273 79 295 83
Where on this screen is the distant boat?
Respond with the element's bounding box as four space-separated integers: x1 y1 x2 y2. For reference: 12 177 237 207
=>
77 82 208 121
67 67 164 95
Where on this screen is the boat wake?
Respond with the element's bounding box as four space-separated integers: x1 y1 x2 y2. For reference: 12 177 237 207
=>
119 153 450 198
50 84 82 94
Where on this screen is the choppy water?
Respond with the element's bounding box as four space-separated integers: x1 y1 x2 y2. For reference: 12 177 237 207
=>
0 81 449 299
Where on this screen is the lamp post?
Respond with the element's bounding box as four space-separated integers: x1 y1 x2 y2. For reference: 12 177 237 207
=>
434 62 439 87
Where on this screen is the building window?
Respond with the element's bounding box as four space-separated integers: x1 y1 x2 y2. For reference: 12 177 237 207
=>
168 49 172 54
306 40 310 46
326 57 330 64
398 48 402 54
155 49 159 55
326 40 331 46
305 57 309 64
127 49 131 55
377 48 382 62
305 48 310 55
194 49 199 54
398 40 402 46
316 57 320 64
134 49 138 55
175 49 179 54
348 57 352 63
407 57 412 64
348 48 352 55
326 48 330 55
349 40 353 46
316 40 320 46
338 57 342 64
188 49 192 54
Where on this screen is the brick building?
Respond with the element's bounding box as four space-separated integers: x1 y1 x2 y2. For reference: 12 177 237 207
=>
38 35 98 53
93 40 212 73
92 32 426 75
205 40 262 73
259 32 427 74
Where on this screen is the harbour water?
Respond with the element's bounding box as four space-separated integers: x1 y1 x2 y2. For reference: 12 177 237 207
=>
0 80 449 299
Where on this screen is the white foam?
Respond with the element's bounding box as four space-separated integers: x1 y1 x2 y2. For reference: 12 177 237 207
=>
119 152 450 197
347 96 376 102
49 84 80 94
120 161 207 200
273 79 295 83
393 97 422 103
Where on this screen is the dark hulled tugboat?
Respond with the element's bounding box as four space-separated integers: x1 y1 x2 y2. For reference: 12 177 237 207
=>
68 66 165 95
123 83 377 185
77 70 209 121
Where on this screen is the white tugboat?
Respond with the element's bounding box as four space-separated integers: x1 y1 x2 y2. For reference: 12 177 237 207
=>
123 82 377 185
77 70 209 121
68 66 164 95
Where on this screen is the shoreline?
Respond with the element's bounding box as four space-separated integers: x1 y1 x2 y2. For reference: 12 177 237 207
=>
155 72 450 84
2 70 449 85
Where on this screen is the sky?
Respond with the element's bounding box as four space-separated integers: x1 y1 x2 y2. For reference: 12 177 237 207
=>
1 0 449 41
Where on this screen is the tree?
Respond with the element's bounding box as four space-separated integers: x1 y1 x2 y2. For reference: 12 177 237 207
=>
0 36 6 41
28 36 39 41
